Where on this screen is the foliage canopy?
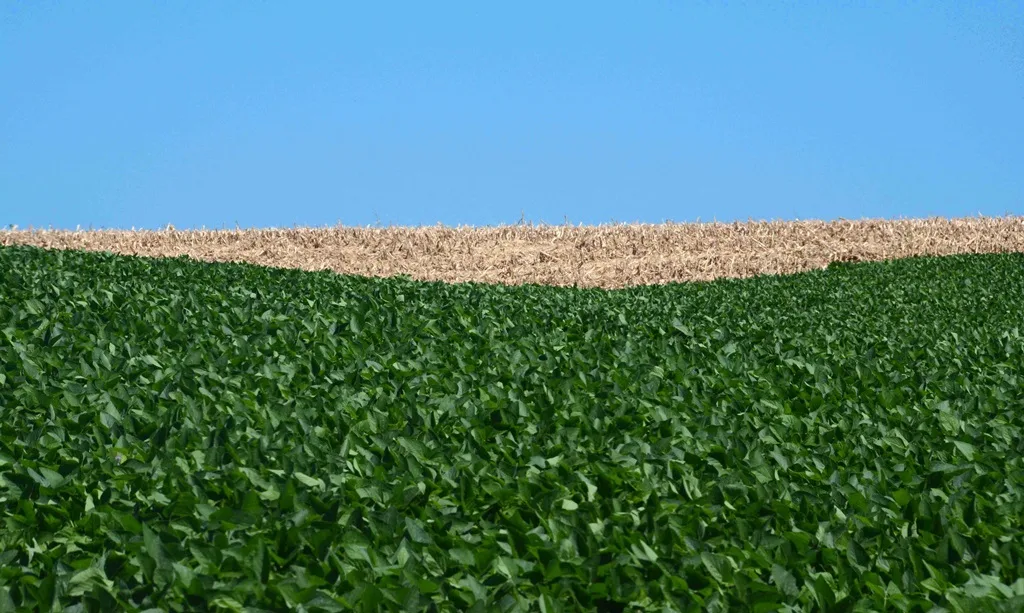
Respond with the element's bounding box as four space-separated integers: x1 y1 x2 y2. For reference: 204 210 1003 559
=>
1 246 1023 611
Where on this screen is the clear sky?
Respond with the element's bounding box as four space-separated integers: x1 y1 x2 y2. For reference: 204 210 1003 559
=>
2 2 1022 230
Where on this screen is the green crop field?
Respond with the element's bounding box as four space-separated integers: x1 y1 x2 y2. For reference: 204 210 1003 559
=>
1 245 1023 612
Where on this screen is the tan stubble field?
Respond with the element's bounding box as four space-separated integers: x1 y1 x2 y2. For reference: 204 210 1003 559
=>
3 216 1023 290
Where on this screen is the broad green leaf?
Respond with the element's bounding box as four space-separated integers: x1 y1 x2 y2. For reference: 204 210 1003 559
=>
404 517 433 544
771 564 799 597
953 440 976 461
701 552 731 583
294 471 326 490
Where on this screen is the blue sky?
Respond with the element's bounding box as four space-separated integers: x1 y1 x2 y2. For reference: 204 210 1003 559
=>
2 2 1022 230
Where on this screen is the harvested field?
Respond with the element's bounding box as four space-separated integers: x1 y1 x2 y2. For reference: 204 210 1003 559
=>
3 215 1024 289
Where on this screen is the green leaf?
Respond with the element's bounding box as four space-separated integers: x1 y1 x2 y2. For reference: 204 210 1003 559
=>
449 548 475 566
0 587 15 613
405 517 433 544
771 564 799 597
67 567 114 597
892 489 912 507
638 540 659 562
701 552 732 583
953 440 976 461
27 467 65 489
847 538 869 569
294 471 326 490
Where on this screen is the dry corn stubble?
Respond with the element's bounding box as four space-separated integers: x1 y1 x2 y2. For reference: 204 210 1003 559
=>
3 216 1024 289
